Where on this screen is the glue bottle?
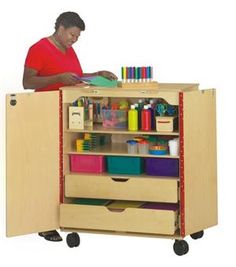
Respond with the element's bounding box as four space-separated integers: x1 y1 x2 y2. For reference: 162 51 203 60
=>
149 100 155 130
128 105 138 131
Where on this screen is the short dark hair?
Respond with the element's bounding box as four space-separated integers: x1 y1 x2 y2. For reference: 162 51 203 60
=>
55 11 85 31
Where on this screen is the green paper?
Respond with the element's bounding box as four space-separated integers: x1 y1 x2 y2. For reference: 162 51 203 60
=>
89 76 118 87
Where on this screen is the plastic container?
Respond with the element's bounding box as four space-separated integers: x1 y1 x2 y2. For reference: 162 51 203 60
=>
128 105 138 131
149 145 168 155
107 156 144 174
168 138 179 156
70 155 105 173
138 140 149 154
102 110 128 129
145 158 179 177
127 140 138 154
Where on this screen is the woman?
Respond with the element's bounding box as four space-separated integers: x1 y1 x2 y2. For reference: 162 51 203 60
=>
23 11 117 241
23 11 117 91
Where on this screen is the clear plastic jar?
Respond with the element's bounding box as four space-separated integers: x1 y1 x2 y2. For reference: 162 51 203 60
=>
138 140 149 154
127 140 138 154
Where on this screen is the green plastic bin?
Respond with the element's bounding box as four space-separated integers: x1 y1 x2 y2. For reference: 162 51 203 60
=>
106 156 144 175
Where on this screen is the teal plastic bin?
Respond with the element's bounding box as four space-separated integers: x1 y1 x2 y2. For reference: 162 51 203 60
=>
106 156 144 175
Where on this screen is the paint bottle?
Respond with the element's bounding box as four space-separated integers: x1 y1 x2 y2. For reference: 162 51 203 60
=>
137 99 144 129
141 105 151 131
149 100 155 130
128 105 138 131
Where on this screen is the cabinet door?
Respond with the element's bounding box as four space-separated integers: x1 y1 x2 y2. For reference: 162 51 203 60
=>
182 89 217 236
6 91 60 236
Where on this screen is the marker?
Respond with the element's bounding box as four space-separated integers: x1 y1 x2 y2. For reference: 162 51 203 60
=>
138 67 142 82
128 67 132 83
123 67 127 83
126 67 129 82
135 67 138 82
142 67 146 82
131 67 135 83
147 66 151 82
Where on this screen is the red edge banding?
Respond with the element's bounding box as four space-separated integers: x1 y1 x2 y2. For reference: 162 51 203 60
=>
59 90 64 203
179 92 185 237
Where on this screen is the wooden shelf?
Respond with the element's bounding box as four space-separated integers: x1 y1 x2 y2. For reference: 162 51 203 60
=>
66 124 179 136
65 143 179 158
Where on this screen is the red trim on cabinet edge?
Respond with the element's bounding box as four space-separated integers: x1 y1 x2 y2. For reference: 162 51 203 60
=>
59 90 64 203
179 92 185 237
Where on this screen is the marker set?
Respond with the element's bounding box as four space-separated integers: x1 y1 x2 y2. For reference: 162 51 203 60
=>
121 66 153 83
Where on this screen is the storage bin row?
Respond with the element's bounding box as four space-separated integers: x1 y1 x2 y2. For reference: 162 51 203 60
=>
70 154 179 177
72 198 179 211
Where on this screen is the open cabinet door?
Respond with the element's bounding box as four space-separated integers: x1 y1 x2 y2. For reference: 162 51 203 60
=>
6 91 60 236
182 89 217 236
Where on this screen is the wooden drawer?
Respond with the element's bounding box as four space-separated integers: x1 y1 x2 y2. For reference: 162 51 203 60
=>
65 174 178 203
60 204 178 235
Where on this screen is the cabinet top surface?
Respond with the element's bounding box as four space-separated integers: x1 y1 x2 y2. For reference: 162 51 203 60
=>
60 82 199 93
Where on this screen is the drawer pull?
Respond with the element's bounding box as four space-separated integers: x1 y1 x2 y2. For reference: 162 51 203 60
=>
92 89 99 94
106 207 126 212
111 178 129 182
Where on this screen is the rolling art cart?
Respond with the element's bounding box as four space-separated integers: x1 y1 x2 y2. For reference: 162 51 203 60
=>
6 83 217 255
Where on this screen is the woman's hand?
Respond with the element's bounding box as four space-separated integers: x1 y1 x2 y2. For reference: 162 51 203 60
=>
97 70 118 80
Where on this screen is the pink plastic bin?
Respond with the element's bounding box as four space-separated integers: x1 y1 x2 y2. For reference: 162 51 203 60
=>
70 155 105 173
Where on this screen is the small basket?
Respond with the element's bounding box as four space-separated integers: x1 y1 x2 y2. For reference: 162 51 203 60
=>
156 116 177 132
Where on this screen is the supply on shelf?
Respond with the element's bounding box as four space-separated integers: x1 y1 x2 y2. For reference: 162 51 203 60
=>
127 140 138 154
128 104 138 131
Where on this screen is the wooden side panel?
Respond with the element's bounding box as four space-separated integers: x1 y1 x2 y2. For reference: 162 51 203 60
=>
6 91 60 236
183 89 217 235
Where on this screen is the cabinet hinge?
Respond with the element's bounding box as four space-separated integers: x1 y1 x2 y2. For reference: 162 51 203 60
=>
10 94 17 106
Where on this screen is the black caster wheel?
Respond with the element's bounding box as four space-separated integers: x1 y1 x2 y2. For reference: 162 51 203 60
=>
66 232 80 248
190 230 204 240
173 240 189 256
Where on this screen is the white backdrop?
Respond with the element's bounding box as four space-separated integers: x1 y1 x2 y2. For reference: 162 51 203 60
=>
1 0 236 266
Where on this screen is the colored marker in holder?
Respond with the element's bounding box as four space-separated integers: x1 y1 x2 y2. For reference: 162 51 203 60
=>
121 66 153 83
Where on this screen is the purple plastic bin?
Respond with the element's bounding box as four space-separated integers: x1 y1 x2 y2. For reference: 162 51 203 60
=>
145 158 179 177
141 202 179 211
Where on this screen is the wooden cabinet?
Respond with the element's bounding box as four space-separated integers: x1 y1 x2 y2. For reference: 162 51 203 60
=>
6 83 217 255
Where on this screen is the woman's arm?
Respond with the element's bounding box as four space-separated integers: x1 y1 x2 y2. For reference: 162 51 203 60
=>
23 67 79 89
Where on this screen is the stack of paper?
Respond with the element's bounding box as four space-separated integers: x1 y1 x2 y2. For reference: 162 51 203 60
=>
77 75 118 87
